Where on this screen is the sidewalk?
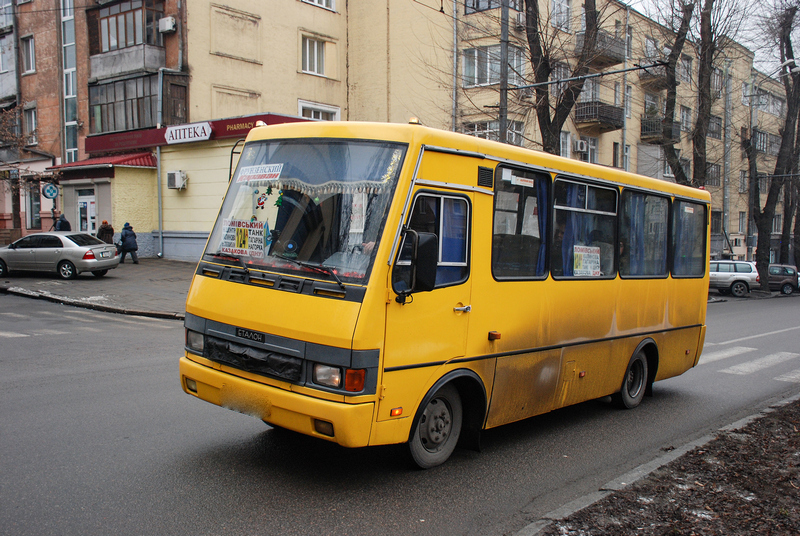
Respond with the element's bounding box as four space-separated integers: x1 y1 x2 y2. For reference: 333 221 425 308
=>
0 258 196 319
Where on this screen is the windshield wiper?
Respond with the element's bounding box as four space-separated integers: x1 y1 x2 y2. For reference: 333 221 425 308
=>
208 251 249 275
274 254 345 290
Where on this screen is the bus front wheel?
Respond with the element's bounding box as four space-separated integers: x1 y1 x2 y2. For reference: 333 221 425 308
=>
409 384 462 469
613 350 648 409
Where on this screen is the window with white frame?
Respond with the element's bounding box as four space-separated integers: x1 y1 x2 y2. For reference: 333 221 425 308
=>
299 100 340 121
626 26 632 58
466 0 522 13
644 93 659 116
24 107 37 145
645 37 658 59
625 85 631 118
551 0 570 31
559 131 570 158
772 214 782 234
463 45 524 87
303 0 333 9
21 36 35 73
614 82 620 106
738 211 746 233
680 105 692 131
770 95 785 116
623 144 630 172
577 76 599 102
0 35 7 72
551 62 570 97
711 67 723 97
579 136 598 163
463 120 525 146
302 36 325 75
680 55 692 84
741 82 749 106
63 0 78 163
0 0 12 28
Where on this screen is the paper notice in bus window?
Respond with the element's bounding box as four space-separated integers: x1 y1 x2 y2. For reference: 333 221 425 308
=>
684 206 694 214
521 196 539 237
573 245 601 276
511 175 536 188
237 164 284 183
220 219 267 258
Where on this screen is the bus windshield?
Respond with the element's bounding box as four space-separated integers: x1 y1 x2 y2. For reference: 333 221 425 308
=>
204 138 407 285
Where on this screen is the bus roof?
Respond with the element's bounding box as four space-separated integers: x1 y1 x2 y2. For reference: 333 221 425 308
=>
244 121 711 203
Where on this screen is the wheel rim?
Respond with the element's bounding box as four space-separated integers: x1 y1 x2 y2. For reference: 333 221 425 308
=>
626 359 645 399
60 263 73 278
418 397 453 453
782 284 792 295
731 283 746 297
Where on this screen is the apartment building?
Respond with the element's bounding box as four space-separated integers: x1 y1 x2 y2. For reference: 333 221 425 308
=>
0 0 791 263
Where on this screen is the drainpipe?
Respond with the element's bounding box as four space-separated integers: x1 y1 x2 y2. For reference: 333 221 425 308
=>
452 0 457 131
155 0 184 258
621 5 629 171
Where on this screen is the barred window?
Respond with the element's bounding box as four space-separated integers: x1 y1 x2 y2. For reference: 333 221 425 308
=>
706 163 721 187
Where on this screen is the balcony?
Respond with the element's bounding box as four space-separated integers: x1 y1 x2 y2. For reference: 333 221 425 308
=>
640 116 681 144
575 101 624 133
90 44 166 82
637 58 669 90
575 30 626 68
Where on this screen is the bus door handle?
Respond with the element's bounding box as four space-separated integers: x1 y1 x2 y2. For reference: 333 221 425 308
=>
453 305 472 313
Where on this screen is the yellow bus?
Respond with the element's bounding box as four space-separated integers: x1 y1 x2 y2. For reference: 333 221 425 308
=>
180 121 709 468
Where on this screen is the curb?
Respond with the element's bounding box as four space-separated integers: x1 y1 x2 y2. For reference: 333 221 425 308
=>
0 284 184 320
514 392 800 536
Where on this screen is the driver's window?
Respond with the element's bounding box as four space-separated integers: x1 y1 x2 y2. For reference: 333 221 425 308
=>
393 193 470 291
15 236 40 248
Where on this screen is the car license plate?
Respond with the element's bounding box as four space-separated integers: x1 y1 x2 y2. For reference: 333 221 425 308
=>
100 251 110 258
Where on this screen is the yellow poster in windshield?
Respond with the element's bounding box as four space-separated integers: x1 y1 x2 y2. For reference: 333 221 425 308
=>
221 219 266 258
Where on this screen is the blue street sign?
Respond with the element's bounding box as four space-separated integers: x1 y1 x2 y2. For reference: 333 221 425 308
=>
42 183 60 199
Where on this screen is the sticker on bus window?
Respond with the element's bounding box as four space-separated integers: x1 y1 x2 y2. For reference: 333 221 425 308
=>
237 164 284 183
684 206 694 214
573 245 601 276
220 219 267 258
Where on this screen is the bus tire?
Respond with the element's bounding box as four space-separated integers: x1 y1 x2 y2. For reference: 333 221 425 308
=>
613 350 648 409
408 383 462 469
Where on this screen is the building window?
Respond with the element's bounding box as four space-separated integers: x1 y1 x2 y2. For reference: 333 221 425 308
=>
680 106 692 132
302 36 325 75
738 211 747 233
26 182 41 230
772 214 782 234
559 131 570 158
711 67 723 97
770 95 785 116
551 62 570 97
680 55 692 84
466 0 522 13
463 45 524 87
98 0 164 53
579 136 598 163
24 107 37 145
741 82 749 106
739 170 748 193
613 142 621 168
645 37 658 59
768 133 781 156
625 85 631 118
63 0 78 163
626 26 633 58
303 0 334 9
711 211 722 234
0 0 12 29
706 163 721 187
644 93 660 116
577 76 599 102
551 0 570 31
21 36 35 73
623 145 630 172
463 120 525 146
89 75 160 134
299 100 340 121
708 115 722 139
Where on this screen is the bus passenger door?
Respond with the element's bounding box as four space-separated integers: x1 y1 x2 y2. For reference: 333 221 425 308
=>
384 191 473 373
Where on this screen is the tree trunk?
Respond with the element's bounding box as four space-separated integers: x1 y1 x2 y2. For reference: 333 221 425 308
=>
692 0 714 187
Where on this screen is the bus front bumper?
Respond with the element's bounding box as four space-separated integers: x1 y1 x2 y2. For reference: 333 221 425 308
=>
179 357 374 448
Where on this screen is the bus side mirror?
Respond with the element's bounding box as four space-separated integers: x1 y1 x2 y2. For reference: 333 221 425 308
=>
394 229 438 304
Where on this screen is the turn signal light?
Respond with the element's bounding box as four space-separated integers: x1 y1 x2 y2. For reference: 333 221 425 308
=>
345 369 366 392
390 407 403 417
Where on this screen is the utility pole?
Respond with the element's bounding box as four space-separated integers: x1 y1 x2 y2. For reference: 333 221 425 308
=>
499 0 509 143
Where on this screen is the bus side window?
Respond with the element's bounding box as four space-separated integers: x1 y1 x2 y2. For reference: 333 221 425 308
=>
671 200 707 277
492 167 548 279
620 191 668 277
392 193 470 291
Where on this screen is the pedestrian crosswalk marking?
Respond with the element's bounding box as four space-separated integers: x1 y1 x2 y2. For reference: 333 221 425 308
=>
720 352 799 375
0 331 29 338
775 369 800 383
0 312 28 319
697 346 757 366
716 325 800 345
30 329 70 336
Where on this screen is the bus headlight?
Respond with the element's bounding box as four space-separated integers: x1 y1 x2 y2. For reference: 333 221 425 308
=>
313 364 342 388
186 329 205 355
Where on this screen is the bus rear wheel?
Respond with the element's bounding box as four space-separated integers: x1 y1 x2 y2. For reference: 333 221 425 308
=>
613 350 648 409
409 384 462 469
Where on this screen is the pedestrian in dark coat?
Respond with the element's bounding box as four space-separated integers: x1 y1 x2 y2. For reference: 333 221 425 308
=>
97 220 114 244
119 222 139 264
55 214 71 231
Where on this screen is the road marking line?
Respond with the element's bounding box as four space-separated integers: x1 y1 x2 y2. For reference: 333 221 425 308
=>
714 325 800 345
30 329 70 336
0 331 30 338
775 369 800 383
0 312 28 319
720 352 800 375
697 346 757 365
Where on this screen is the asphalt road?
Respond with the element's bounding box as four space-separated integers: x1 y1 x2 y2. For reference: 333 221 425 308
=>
1 294 798 536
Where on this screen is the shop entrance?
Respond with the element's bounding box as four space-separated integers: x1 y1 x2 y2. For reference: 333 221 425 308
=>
76 188 96 234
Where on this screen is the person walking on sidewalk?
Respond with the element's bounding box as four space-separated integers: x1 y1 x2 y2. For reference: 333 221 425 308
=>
119 222 139 264
97 220 114 244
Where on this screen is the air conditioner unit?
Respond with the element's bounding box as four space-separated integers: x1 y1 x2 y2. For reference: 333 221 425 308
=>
573 140 589 153
158 16 176 34
515 12 526 31
167 170 187 190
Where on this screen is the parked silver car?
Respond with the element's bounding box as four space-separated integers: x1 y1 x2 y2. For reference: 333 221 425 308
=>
709 260 760 297
0 232 120 280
